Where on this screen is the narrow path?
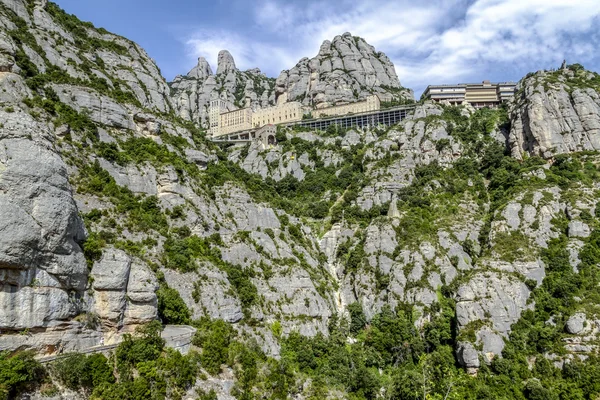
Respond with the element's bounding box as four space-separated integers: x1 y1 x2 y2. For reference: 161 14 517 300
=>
36 325 196 364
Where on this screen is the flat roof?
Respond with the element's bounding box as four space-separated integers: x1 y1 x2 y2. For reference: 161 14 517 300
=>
220 107 252 116
425 81 517 89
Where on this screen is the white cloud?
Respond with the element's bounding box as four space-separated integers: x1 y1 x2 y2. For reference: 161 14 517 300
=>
184 30 297 74
181 0 600 95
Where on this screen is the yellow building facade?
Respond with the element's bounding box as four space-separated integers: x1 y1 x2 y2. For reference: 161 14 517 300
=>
252 101 303 128
209 94 383 138
312 95 380 118
464 81 500 107
219 108 253 136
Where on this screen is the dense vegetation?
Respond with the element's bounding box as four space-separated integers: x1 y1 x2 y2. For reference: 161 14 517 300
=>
15 292 600 399
0 352 44 400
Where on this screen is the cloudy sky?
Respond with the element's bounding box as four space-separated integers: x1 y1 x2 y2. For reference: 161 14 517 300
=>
54 0 600 97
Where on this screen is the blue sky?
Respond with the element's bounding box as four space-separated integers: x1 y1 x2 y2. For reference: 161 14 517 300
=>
53 0 600 97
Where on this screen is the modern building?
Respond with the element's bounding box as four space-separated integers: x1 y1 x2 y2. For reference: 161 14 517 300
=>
422 81 516 108
420 85 466 105
464 81 500 108
497 82 517 103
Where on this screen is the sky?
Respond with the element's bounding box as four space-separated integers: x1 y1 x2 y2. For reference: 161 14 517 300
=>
53 0 600 97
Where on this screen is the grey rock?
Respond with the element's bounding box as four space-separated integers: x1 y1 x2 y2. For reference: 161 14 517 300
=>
161 325 197 354
457 341 480 368
477 328 506 364
170 51 275 125
455 272 533 366
502 202 522 230
55 124 70 138
217 50 236 75
0 322 102 355
566 312 588 335
91 248 131 291
568 220 591 238
185 148 209 169
341 130 361 147
98 158 158 195
509 69 600 159
53 84 135 130
123 261 158 326
276 33 412 107
0 105 87 331
187 57 212 80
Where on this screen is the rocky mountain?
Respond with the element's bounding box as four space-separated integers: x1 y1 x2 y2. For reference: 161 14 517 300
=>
170 51 276 126
1 1 600 399
276 32 413 108
509 64 600 159
169 32 413 128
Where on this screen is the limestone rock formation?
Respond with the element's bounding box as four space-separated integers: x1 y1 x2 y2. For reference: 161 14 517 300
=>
3 1 600 394
170 51 276 125
0 102 87 331
275 32 413 107
509 66 600 159
170 32 413 127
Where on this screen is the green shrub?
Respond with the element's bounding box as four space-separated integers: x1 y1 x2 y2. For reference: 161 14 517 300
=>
52 353 113 390
0 351 44 399
157 286 191 325
192 318 236 375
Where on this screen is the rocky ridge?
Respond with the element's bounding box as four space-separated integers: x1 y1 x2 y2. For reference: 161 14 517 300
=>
170 51 276 126
276 32 413 108
1 1 600 398
509 65 600 159
169 32 413 127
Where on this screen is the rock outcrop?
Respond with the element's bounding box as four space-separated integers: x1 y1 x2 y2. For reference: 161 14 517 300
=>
275 32 413 107
169 32 413 127
169 51 276 125
509 66 600 159
0 100 87 331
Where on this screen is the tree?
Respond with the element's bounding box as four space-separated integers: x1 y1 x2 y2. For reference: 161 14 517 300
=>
157 286 191 325
0 351 44 399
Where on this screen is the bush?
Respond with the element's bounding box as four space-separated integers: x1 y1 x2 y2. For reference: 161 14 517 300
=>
52 353 113 390
0 351 44 399
348 302 366 335
157 286 191 325
192 318 236 375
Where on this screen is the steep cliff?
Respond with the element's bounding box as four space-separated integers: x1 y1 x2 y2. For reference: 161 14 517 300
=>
509 64 600 159
170 51 276 126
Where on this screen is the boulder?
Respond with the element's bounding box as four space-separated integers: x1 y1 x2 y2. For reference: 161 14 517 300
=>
566 312 588 335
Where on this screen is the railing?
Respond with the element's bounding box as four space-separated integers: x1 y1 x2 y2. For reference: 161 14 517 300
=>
36 343 120 364
35 331 196 364
207 104 417 143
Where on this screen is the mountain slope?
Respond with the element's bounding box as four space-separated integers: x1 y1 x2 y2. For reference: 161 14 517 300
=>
510 64 600 159
1 1 600 399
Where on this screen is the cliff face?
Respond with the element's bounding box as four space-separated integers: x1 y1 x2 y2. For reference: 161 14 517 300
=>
0 0 173 351
276 32 413 107
509 66 600 159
